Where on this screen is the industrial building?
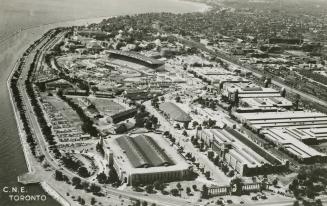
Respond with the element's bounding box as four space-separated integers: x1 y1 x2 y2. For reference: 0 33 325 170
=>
222 82 292 112
188 67 250 86
234 111 327 132
222 82 282 99
103 134 191 186
237 97 293 113
261 128 327 163
196 128 287 176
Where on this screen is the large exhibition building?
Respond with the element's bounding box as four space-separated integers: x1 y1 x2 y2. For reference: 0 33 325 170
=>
103 133 191 186
233 111 327 163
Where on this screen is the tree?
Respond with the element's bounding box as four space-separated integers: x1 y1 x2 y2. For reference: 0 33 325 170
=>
78 167 89 178
151 115 158 126
142 201 148 206
108 167 119 183
145 120 153 130
97 172 107 184
184 122 189 129
72 177 81 187
294 94 301 110
175 96 181 103
192 184 197 191
306 186 315 199
227 170 235 177
145 185 154 193
186 187 191 194
153 181 164 191
90 183 101 194
230 177 244 195
175 123 181 129
192 121 199 128
55 170 63 181
205 171 210 179
91 197 96 205
316 199 323 206
222 164 229 174
163 131 170 136
207 151 214 160
81 181 89 191
208 119 216 128
214 155 220 166
176 183 182 191
202 120 208 128
293 201 300 206
182 130 188 136
134 200 141 206
201 184 209 199
170 188 179 196
272 178 278 187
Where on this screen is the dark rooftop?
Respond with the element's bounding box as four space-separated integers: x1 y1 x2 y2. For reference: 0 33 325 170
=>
116 135 174 168
108 50 164 65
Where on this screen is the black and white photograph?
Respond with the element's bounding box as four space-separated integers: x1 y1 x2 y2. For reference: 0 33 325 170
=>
0 0 327 205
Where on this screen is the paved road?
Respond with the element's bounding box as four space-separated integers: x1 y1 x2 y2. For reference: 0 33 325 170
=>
143 100 230 185
16 30 194 206
16 28 326 206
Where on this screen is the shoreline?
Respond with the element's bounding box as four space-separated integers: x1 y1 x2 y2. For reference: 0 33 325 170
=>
6 60 33 174
4 1 211 205
40 182 71 206
0 0 210 44
6 30 74 206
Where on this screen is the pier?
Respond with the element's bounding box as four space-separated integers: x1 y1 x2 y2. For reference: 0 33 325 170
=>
17 172 41 185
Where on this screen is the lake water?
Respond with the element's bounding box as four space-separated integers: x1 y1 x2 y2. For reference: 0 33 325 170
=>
0 0 208 205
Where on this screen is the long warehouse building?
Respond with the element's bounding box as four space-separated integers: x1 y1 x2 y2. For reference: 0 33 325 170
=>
196 128 288 176
104 133 191 186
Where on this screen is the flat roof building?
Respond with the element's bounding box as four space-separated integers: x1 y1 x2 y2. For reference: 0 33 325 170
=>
237 97 293 113
104 133 191 186
222 81 292 112
188 67 250 86
234 111 327 132
223 82 281 99
196 128 287 176
262 128 327 163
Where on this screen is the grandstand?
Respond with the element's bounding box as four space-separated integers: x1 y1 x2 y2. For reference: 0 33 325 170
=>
108 50 165 70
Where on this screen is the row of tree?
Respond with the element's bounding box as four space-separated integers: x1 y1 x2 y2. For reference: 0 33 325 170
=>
96 166 120 186
8 30 57 156
25 53 62 159
57 91 98 137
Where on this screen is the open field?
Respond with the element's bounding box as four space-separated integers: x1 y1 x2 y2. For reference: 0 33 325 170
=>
90 98 125 116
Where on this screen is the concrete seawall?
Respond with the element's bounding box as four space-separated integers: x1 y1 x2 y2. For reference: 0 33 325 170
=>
6 46 71 206
41 182 71 206
6 59 33 173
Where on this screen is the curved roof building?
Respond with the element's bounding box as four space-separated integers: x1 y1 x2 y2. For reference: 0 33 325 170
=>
116 135 174 168
159 102 192 122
